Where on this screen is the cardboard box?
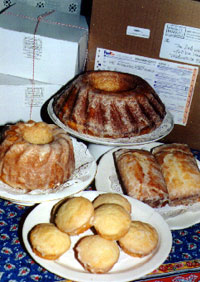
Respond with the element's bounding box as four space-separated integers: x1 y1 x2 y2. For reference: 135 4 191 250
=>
87 0 200 150
0 3 88 85
16 0 82 15
0 0 82 15
0 74 61 125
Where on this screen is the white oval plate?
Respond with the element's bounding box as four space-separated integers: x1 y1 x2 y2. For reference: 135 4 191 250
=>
0 137 97 205
48 98 174 146
22 191 172 282
95 142 200 230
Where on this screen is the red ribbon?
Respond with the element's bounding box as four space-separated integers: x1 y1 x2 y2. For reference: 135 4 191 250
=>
30 10 55 120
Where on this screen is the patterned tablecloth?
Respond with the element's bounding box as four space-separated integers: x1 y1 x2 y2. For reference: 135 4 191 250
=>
1 149 200 282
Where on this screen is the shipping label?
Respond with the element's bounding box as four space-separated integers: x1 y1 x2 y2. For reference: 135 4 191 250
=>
95 48 198 126
160 23 200 65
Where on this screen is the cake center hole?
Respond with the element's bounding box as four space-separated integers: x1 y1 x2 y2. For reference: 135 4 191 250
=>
23 122 53 144
90 74 130 92
92 78 120 91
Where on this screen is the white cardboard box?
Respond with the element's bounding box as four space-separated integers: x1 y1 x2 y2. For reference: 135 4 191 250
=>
0 1 82 15
0 3 88 85
0 74 61 125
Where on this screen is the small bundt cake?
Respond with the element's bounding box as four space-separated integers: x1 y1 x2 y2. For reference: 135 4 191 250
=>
0 120 75 191
53 71 166 139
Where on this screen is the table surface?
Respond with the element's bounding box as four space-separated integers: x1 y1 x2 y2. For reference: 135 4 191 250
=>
1 149 200 282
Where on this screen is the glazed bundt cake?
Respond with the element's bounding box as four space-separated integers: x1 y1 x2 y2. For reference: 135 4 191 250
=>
0 120 75 191
53 71 166 139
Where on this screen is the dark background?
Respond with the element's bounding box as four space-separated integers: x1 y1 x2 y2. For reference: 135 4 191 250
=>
81 0 93 23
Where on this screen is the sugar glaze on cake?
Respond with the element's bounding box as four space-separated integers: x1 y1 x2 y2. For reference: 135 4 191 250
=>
53 71 166 139
0 120 75 191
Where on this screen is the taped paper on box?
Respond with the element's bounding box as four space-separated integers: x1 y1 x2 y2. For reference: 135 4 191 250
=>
0 74 61 125
160 23 200 66
94 47 198 126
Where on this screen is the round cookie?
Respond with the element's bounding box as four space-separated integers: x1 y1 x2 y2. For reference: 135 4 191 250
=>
29 223 71 260
54 196 94 235
93 193 131 213
93 203 131 240
75 235 120 273
118 220 159 257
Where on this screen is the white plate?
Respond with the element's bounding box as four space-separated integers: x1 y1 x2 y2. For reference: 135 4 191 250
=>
95 142 200 230
48 98 174 146
164 207 200 230
22 191 172 282
0 137 97 205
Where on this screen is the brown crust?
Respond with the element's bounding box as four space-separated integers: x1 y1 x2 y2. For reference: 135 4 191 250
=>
114 149 169 208
67 220 93 236
31 247 62 260
152 143 200 206
53 70 166 139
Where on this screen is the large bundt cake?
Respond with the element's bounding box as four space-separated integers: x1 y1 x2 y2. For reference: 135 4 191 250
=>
0 120 75 191
53 71 166 139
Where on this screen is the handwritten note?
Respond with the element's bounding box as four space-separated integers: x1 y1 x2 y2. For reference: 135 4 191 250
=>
94 48 198 126
160 23 200 65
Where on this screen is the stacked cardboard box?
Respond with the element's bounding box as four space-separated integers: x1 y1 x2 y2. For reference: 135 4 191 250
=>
0 3 88 124
0 74 61 125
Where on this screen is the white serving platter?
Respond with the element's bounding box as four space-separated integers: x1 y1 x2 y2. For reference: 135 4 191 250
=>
22 191 172 282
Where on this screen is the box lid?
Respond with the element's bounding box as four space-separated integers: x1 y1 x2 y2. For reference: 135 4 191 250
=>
0 3 88 42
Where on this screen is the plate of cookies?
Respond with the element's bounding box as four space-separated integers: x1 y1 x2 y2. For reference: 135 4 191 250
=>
22 191 172 282
95 142 200 230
